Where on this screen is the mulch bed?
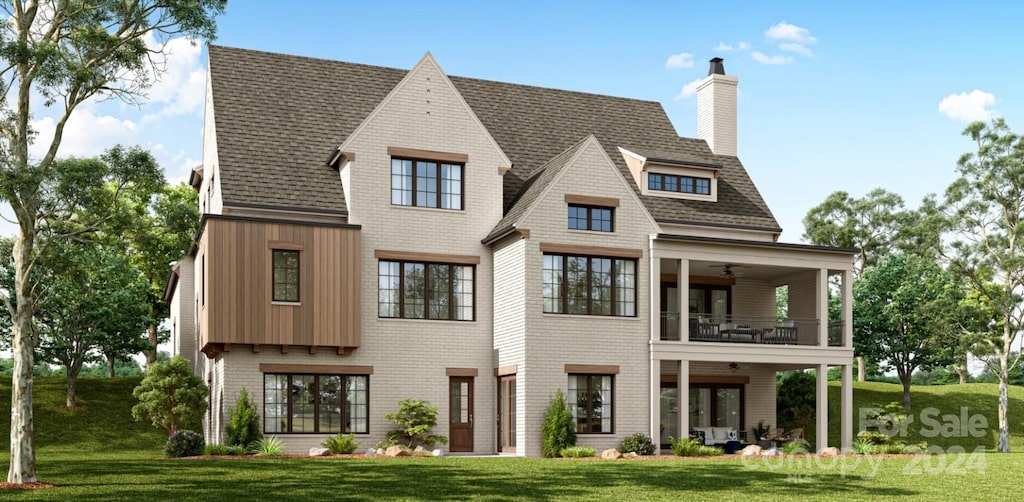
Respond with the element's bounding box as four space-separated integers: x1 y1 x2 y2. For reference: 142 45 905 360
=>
0 482 56 490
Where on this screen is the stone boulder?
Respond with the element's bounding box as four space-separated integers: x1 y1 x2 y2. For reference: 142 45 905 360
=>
600 448 623 460
309 447 331 457
761 447 779 457
740 445 762 456
820 447 840 457
414 446 427 453
623 452 639 458
385 446 410 457
431 449 444 457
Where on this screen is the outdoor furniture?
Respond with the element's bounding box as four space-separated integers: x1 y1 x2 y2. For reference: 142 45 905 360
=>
691 427 739 446
719 323 759 342
764 322 798 344
780 428 804 442
696 322 720 340
760 427 786 446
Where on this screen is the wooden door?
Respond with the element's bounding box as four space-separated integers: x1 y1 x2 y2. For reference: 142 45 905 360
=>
449 376 474 452
497 375 516 453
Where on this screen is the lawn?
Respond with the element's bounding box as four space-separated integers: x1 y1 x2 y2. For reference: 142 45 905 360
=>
0 377 1022 500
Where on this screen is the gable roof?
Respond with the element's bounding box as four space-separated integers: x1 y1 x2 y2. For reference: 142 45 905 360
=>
206 46 780 231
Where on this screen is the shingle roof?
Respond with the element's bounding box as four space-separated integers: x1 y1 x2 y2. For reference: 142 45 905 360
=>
207 45 780 231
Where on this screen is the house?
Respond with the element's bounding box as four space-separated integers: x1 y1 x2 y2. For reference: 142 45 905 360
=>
165 46 856 456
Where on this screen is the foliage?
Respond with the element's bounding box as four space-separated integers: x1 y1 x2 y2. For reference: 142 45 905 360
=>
203 444 247 456
253 436 284 456
225 388 262 448
384 399 448 448
164 430 204 458
975 352 1024 385
131 356 208 434
753 420 771 441
374 439 398 450
668 436 723 456
777 371 816 432
558 446 595 458
911 366 968 386
619 432 655 456
322 433 361 454
780 441 809 455
541 390 576 458
856 430 892 446
850 440 874 455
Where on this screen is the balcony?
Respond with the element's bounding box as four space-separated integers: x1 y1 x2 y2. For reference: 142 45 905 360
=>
660 313 846 347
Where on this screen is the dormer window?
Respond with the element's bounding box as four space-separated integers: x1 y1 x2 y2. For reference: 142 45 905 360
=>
568 204 613 232
618 147 720 202
648 173 711 196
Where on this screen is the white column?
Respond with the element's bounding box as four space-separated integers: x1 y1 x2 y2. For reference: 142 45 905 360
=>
651 256 662 343
841 364 853 450
677 259 689 341
842 269 853 348
650 356 661 454
816 364 829 452
817 268 829 347
678 360 689 444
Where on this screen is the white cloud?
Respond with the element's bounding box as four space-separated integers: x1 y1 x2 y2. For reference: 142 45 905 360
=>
713 41 751 52
673 78 703 101
938 90 997 122
750 51 794 65
140 36 207 123
765 21 816 44
29 110 139 160
665 52 695 69
779 42 813 57
738 41 751 51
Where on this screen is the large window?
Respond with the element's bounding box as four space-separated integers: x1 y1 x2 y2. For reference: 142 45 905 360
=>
567 204 613 232
272 250 300 302
568 374 613 434
543 254 636 316
689 384 744 432
648 173 711 195
391 158 463 210
264 374 368 434
378 260 474 320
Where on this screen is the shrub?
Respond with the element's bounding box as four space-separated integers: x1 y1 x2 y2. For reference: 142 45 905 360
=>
226 388 262 448
857 429 891 445
780 441 809 455
850 440 874 455
777 371 815 432
132 356 208 434
559 446 595 458
374 439 398 450
669 437 722 457
204 444 247 456
541 390 576 458
164 430 205 458
322 433 361 454
384 399 448 448
619 432 655 456
253 436 284 456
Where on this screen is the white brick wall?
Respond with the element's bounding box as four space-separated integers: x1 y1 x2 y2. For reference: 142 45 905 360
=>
170 257 198 374
696 74 738 157
732 278 775 319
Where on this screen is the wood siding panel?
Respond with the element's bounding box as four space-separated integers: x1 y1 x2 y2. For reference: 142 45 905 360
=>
202 219 361 352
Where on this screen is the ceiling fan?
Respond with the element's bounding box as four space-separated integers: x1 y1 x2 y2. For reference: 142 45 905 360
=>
710 263 750 278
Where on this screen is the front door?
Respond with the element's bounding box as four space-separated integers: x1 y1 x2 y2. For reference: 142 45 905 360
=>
449 376 474 452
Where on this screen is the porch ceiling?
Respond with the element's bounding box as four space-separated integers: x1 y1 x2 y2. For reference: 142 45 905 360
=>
663 259 804 281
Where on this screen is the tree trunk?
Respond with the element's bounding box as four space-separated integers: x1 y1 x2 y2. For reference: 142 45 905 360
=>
857 356 866 382
145 320 159 369
998 350 1010 453
901 375 912 411
107 354 116 378
8 234 37 483
66 372 77 408
954 355 968 385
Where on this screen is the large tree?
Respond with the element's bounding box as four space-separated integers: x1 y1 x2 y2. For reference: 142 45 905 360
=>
854 254 962 410
0 1 224 484
942 118 1024 453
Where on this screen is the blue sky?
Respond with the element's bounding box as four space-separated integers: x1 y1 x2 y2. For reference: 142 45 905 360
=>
16 1 1024 242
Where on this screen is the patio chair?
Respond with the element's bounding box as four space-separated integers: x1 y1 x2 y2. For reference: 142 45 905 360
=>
760 427 785 446
780 428 804 442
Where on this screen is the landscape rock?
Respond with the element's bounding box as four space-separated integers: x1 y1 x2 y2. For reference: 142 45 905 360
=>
431 449 444 457
601 448 623 460
624 452 639 458
820 447 840 457
309 447 331 457
365 448 378 455
414 446 426 453
385 446 410 457
740 445 762 456
761 447 779 457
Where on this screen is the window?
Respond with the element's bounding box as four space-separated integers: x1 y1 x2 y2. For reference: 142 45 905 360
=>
567 204 613 232
690 384 744 431
568 374 613 433
272 250 300 302
542 254 636 316
378 260 474 320
264 374 368 434
391 158 463 210
648 173 711 195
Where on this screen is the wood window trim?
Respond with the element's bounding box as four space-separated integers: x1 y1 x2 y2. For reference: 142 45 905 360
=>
540 243 642 259
564 194 620 208
259 363 374 375
375 249 481 265
567 204 614 232
564 364 620 374
378 259 476 321
271 249 300 303
268 240 304 251
263 373 369 435
446 367 479 377
388 146 468 164
568 373 614 434
494 364 518 376
543 254 637 317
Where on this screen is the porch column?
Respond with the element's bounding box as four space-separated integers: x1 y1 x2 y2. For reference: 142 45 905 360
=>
677 259 689 341
651 256 661 342
650 356 661 454
817 268 829 347
842 269 853 348
816 363 829 452
678 360 689 445
841 363 853 450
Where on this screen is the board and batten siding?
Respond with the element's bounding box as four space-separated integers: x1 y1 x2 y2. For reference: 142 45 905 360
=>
199 217 361 351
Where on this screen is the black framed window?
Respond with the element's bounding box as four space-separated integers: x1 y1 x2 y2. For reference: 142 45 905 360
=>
263 374 369 434
391 158 463 210
543 254 635 316
378 260 474 320
648 173 711 195
567 204 613 232
272 250 300 302
568 374 613 434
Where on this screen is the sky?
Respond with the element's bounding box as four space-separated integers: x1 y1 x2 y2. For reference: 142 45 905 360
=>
10 1 1024 244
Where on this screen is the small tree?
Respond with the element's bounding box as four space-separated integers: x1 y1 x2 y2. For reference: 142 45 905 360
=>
541 390 576 458
384 399 448 448
225 388 262 448
777 371 815 433
132 356 208 434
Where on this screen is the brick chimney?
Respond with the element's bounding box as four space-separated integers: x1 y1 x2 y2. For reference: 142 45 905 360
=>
696 57 739 157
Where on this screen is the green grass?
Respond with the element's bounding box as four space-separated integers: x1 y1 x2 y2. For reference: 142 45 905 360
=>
0 377 1022 500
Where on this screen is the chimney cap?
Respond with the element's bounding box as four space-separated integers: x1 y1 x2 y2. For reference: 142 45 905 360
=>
708 57 726 76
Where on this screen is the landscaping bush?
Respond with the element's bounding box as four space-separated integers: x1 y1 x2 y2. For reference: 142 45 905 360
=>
322 433 361 454
777 371 815 432
384 399 448 448
164 430 204 458
253 436 284 456
559 446 595 458
226 388 262 448
857 429 891 445
132 356 208 434
669 436 723 457
851 440 874 455
204 444 247 456
541 389 576 458
619 432 655 456
781 441 809 455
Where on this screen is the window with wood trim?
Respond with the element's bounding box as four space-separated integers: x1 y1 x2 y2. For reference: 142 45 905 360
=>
542 254 636 316
568 374 613 434
391 158 463 210
263 373 368 434
567 204 613 232
272 250 300 302
378 260 474 320
648 173 711 195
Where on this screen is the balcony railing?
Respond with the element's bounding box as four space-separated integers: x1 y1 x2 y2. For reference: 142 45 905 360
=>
660 313 841 347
